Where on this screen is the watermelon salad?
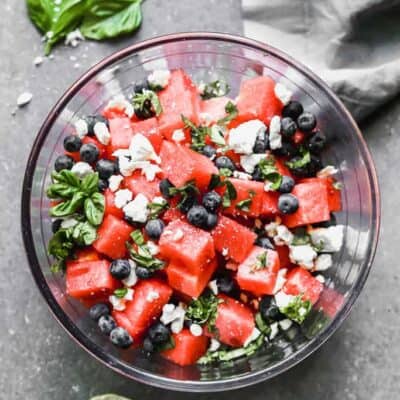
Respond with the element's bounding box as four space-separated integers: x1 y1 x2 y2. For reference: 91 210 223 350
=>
46 69 344 366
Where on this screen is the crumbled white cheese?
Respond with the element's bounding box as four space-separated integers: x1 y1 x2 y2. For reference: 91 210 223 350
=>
289 244 317 269
275 291 295 310
199 112 213 126
123 193 149 223
210 125 226 146
240 154 266 174
146 290 160 302
274 83 292 105
147 69 171 89
108 175 123 192
264 220 280 237
278 319 293 331
197 82 206 95
315 274 326 283
109 288 134 311
272 268 287 294
160 303 186 334
33 56 43 66
60 218 78 229
93 121 111 145
208 280 219 295
64 29 84 47
221 248 229 257
269 116 282 150
122 260 138 287
274 225 294 246
269 322 279 339
74 119 88 138
147 241 159 256
233 171 252 180
190 323 203 337
314 253 333 271
310 225 344 253
140 162 162 181
17 92 33 107
171 129 185 143
228 120 266 154
317 165 338 178
129 133 160 163
114 189 133 209
243 327 261 347
152 196 166 205
209 338 221 352
71 162 93 178
263 182 274 192
105 95 134 118
118 155 136 177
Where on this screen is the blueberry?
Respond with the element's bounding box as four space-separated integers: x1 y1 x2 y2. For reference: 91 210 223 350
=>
98 178 108 192
63 135 82 152
145 219 165 240
280 117 297 138
184 319 193 329
51 219 62 233
148 322 170 344
110 327 133 349
178 195 198 214
252 166 264 182
216 275 238 296
110 259 131 280
98 315 117 335
134 80 149 94
89 303 110 321
255 236 275 250
80 143 99 163
54 155 74 172
187 205 209 229
273 141 298 158
134 99 154 120
297 112 316 133
308 131 326 154
96 159 116 180
215 156 236 171
142 337 154 353
202 191 222 212
282 101 303 120
259 296 285 322
85 115 109 136
205 213 218 230
290 154 322 178
278 175 295 193
278 193 299 214
136 266 153 279
159 179 174 199
201 145 217 159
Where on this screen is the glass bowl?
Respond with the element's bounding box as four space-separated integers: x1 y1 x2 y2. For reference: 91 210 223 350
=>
21 32 380 392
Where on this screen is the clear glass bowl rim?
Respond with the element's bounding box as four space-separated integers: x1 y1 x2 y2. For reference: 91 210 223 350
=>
20 32 381 392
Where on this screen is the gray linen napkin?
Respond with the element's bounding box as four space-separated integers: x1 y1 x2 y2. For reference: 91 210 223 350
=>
243 0 400 120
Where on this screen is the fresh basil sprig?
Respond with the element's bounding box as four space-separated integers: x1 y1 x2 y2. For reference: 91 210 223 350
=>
217 101 238 125
132 89 162 118
286 149 311 170
258 157 282 191
181 116 211 152
222 180 237 208
186 293 222 333
200 79 230 100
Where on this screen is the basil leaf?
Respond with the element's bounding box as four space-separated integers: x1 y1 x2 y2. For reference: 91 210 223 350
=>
50 191 85 217
48 228 74 261
84 193 105 226
222 180 237 207
81 0 142 40
130 230 145 246
200 79 230 100
286 150 311 169
147 199 169 219
255 313 271 335
235 198 252 211
208 174 224 191
81 172 99 196
186 294 221 332
182 115 210 151
258 158 283 191
279 294 312 324
218 168 233 177
71 221 97 246
127 242 165 271
51 169 81 187
114 287 128 299
210 125 226 146
217 101 238 125
46 182 79 199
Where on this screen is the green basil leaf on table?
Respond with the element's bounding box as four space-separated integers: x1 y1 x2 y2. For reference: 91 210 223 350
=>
50 191 86 217
84 192 105 226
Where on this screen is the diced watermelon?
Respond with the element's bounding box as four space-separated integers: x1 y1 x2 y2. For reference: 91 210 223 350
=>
282 180 330 228
124 171 161 200
274 158 293 178
108 117 133 155
159 219 215 272
213 294 255 347
160 140 217 189
283 267 323 305
166 258 217 298
275 245 292 269
233 76 282 127
131 118 163 153
104 189 124 219
236 246 280 296
316 287 344 319
162 207 184 223
73 247 101 263
222 179 265 217
161 329 209 366
260 191 279 217
157 69 200 139
113 279 172 342
199 97 231 125
66 260 118 300
93 214 133 259
102 105 130 120
211 215 256 262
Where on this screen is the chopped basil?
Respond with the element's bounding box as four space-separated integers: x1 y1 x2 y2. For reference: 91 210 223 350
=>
255 312 271 335
132 89 162 117
217 101 238 125
147 199 169 219
210 125 226 146
286 149 311 169
168 180 199 211
181 115 211 151
131 230 145 245
252 251 268 271
279 294 312 324
127 241 165 272
113 288 128 299
186 293 221 333
235 198 252 211
222 180 237 208
208 174 225 190
200 79 230 100
258 158 282 191
218 168 233 177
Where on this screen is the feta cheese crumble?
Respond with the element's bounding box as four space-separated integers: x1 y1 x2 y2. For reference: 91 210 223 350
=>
160 303 186 334
269 322 279 339
147 69 171 89
109 288 134 311
71 162 93 178
208 279 219 295
209 338 221 352
274 83 293 105
74 119 88 138
289 244 317 269
310 225 344 253
273 268 287 294
274 225 294 246
240 154 266 174
146 241 159 256
33 56 43 66
17 92 33 107
190 323 203 337
314 253 333 271
123 193 149 223
278 319 293 331
171 129 185 143
129 133 160 164
64 29 84 47
122 260 138 287
275 291 295 310
105 95 134 118
233 171 252 180
93 121 111 145
317 165 338 178
108 175 123 192
146 290 160 302
114 189 133 209
210 125 226 146
269 116 282 150
228 120 266 154
243 327 261 347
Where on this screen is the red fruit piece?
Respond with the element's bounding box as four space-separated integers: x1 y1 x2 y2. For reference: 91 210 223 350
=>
104 189 124 219
124 171 161 200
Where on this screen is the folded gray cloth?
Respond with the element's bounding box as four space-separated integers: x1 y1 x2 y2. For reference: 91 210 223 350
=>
243 0 400 121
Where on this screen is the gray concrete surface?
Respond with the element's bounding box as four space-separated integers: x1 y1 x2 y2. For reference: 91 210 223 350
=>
0 0 398 399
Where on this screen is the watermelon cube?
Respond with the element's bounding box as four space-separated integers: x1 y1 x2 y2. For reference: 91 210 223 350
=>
282 180 330 228
124 171 161 200
93 214 133 259
161 329 209 366
113 279 172 342
66 260 118 300
166 258 217 298
236 246 280 296
211 215 256 262
108 117 134 155
159 219 215 272
104 189 124 219
131 118 163 153
200 96 231 125
260 191 279 217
